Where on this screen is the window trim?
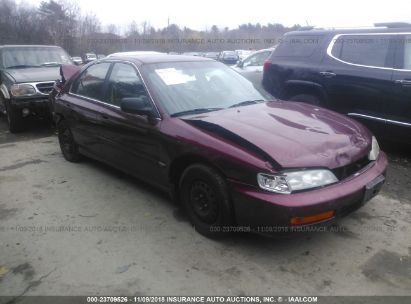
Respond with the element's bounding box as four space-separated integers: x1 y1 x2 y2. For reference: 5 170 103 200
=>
69 59 162 120
327 32 411 71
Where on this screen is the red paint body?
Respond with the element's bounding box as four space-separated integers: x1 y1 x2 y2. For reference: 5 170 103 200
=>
53 56 388 230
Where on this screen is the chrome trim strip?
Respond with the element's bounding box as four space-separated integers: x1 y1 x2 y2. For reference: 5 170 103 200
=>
11 81 54 97
69 92 120 109
348 113 411 127
327 32 411 72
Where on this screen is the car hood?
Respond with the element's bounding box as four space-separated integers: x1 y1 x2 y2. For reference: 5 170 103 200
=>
5 67 60 83
182 101 372 170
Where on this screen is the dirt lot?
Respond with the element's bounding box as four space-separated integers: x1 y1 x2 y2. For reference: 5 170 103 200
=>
0 117 410 298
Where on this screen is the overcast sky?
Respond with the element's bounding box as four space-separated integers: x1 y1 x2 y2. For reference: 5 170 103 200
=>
24 0 411 31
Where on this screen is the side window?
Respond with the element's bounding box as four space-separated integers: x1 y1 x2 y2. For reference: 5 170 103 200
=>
71 63 111 100
331 35 391 68
106 63 150 107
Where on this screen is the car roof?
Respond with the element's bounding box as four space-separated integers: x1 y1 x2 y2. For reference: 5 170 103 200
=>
286 27 411 36
108 51 166 57
103 55 213 65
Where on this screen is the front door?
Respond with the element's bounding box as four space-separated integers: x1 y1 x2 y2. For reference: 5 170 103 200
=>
97 62 168 186
62 62 112 158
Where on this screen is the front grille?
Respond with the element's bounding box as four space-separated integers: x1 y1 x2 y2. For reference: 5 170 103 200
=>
36 82 55 94
332 156 371 180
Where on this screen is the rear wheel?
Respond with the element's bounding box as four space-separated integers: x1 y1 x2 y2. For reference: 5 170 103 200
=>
57 119 81 162
288 94 321 106
179 164 234 238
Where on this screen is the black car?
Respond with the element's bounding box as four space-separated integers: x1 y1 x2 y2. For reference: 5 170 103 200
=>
218 51 239 65
262 23 411 143
0 45 73 132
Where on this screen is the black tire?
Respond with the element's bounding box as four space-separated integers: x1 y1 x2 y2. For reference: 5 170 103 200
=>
3 99 24 133
57 119 81 162
288 94 321 106
179 164 234 238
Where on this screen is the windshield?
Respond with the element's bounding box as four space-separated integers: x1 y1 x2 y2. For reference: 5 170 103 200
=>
141 61 272 116
2 47 73 69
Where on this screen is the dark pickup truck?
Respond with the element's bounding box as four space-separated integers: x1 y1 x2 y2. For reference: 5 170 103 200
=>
0 45 73 132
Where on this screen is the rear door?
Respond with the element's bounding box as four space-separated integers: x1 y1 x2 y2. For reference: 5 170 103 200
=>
389 33 411 142
63 62 112 157
320 34 395 135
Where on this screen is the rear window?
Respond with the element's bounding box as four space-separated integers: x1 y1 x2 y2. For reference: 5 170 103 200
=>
273 35 323 57
330 34 391 68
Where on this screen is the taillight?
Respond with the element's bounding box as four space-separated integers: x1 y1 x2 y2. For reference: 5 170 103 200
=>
263 59 272 73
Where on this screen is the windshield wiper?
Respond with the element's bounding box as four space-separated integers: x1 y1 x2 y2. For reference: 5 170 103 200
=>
6 65 40 69
171 107 223 117
229 99 265 108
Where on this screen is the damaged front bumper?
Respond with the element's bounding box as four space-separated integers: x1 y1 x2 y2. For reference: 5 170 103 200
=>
229 152 388 233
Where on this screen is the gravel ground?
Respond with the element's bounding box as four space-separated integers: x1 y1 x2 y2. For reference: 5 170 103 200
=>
0 117 410 299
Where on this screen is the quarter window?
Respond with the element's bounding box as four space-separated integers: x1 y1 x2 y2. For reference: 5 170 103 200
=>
106 63 150 107
331 35 391 68
402 35 411 70
71 63 111 101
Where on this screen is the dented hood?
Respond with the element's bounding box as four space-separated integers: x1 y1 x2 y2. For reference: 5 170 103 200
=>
183 101 372 169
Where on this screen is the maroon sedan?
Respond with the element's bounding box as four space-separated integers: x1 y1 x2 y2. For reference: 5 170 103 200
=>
52 55 387 237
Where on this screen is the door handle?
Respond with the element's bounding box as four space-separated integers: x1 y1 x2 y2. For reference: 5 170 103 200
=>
319 71 337 78
394 79 411 86
101 114 109 119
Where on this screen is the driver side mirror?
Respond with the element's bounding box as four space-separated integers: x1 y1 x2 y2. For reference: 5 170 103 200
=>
120 97 153 117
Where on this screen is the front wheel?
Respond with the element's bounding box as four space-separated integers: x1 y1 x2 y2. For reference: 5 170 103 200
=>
57 119 81 162
179 164 234 238
4 100 24 133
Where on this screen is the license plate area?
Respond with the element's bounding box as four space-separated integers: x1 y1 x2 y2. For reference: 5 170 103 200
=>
363 175 385 203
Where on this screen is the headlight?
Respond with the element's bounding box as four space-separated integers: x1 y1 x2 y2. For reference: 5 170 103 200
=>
10 84 36 97
257 169 338 194
368 136 380 161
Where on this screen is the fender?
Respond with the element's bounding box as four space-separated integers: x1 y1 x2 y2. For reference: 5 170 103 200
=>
283 80 328 102
0 84 10 100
